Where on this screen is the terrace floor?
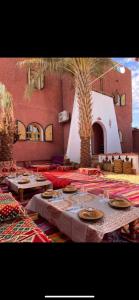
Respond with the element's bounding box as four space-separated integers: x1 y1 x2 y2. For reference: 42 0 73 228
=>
104 172 139 184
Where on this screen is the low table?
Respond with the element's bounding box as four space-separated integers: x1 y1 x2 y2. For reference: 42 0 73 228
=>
26 191 139 242
5 175 52 201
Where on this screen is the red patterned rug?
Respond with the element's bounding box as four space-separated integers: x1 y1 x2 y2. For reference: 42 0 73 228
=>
42 170 139 204
0 216 51 243
34 216 71 243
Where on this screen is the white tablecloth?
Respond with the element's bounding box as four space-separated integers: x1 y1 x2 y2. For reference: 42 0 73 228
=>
26 192 139 242
5 176 52 193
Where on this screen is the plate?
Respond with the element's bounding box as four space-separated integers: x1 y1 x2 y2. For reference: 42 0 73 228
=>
53 200 73 210
78 209 104 220
62 186 77 193
18 180 30 184
109 198 132 209
41 193 53 199
36 178 46 182
41 190 60 199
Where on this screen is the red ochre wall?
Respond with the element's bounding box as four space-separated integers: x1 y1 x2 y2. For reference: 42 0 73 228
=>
99 68 133 153
0 58 133 162
62 68 133 154
62 74 75 153
132 129 139 153
0 58 64 162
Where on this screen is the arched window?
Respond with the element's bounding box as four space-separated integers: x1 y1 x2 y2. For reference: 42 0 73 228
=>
26 123 44 141
16 120 26 140
118 130 123 143
45 124 53 142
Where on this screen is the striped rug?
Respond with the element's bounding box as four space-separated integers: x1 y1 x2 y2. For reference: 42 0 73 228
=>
43 171 139 204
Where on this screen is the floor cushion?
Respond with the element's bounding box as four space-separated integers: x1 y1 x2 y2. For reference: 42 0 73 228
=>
79 168 103 176
56 165 74 171
42 173 72 189
51 155 64 165
0 193 25 223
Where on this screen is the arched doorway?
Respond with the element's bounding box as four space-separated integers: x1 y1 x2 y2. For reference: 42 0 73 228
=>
92 122 104 154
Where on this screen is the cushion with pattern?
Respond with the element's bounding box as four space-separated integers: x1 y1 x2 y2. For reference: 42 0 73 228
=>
0 193 25 223
42 173 72 189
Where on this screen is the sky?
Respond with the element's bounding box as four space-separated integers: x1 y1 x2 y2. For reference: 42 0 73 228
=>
113 58 139 128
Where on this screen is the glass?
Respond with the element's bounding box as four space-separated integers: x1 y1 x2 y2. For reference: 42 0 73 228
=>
30 171 35 180
103 189 109 199
99 189 109 204
71 196 80 210
80 197 85 209
53 190 63 201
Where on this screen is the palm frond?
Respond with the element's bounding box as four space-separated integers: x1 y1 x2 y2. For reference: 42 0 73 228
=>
24 82 36 101
17 58 64 99
0 83 15 134
18 58 63 73
90 57 116 77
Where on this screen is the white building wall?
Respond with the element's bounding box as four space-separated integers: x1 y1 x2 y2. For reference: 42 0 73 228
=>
67 91 122 163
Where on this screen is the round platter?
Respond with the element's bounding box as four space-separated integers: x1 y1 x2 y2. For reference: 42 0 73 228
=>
78 208 104 221
41 193 53 199
62 186 77 193
109 198 132 209
18 180 30 184
36 178 46 182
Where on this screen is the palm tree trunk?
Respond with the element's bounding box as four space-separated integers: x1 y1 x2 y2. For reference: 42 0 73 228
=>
0 133 13 161
80 136 91 167
74 60 93 168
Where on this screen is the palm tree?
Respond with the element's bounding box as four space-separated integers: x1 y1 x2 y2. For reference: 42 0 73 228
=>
18 58 115 167
0 83 16 161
